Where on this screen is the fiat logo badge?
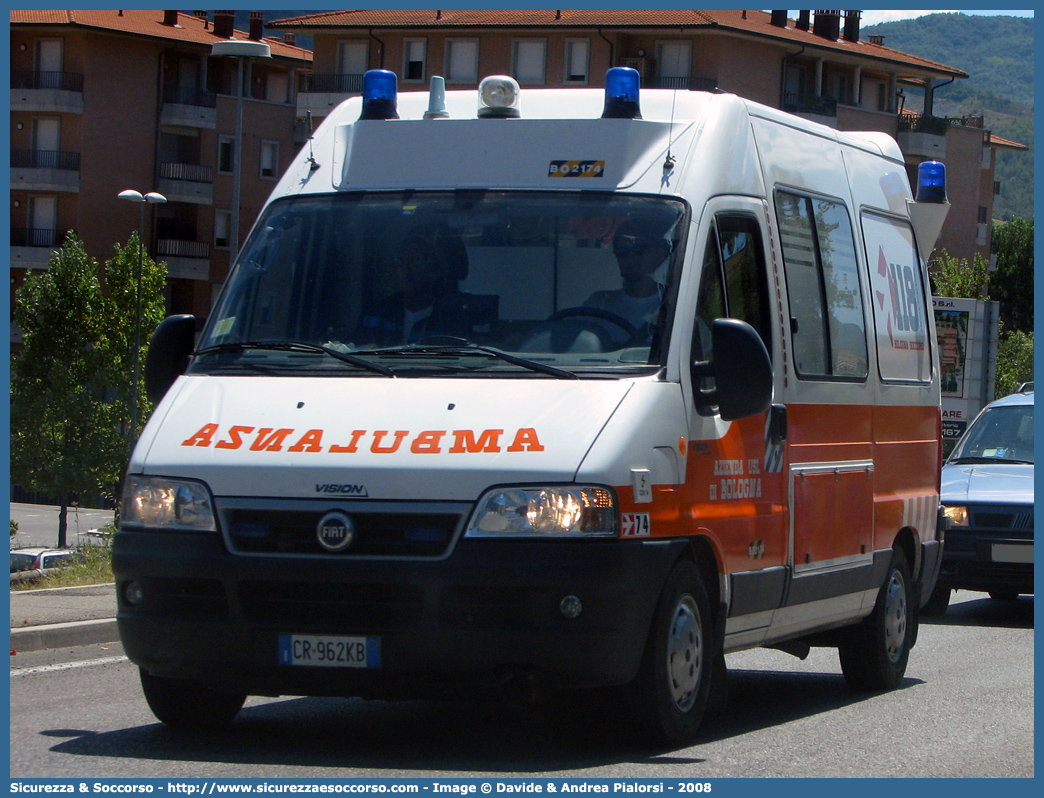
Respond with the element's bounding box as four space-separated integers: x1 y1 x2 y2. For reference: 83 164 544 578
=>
316 511 355 552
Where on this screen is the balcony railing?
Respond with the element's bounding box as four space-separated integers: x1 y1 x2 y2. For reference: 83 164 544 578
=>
651 76 717 92
782 93 838 117
11 70 84 92
897 113 986 135
156 239 210 259
11 149 81 171
299 73 365 93
159 162 214 183
10 228 63 248
162 85 218 109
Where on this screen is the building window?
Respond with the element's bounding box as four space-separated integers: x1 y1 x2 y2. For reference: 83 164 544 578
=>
977 206 989 224
445 38 479 83
655 40 692 89
266 71 289 103
338 40 369 76
260 140 279 179
215 210 231 249
512 39 546 85
403 38 426 82
563 39 590 84
218 135 234 174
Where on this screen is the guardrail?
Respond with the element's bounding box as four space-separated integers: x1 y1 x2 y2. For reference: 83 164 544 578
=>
10 70 84 92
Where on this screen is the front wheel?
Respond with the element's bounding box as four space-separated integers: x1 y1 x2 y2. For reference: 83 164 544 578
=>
629 560 717 748
139 668 246 729
839 547 915 691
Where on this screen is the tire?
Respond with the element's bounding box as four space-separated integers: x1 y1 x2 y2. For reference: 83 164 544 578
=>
629 559 716 748
921 582 951 616
839 547 915 692
139 668 246 729
989 590 1020 602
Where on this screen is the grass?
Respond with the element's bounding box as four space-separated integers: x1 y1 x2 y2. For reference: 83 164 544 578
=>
10 526 115 591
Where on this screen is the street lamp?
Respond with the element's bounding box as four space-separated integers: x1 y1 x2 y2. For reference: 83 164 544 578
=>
117 189 166 453
211 39 271 263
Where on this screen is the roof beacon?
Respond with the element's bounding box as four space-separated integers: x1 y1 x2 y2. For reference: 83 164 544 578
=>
478 75 521 118
915 160 947 203
424 75 450 119
359 69 399 120
602 67 642 119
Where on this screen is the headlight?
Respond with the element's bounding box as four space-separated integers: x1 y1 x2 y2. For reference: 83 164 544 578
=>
122 476 217 531
466 486 617 537
943 505 969 527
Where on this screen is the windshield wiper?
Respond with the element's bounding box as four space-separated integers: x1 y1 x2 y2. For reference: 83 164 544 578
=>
949 456 1033 465
194 341 396 377
368 342 580 380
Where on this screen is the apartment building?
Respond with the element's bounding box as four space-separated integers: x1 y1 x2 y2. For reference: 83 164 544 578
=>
10 10 312 336
269 8 1026 267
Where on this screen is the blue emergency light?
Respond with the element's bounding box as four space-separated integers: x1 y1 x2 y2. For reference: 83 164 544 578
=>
915 160 947 203
601 67 642 119
359 69 399 120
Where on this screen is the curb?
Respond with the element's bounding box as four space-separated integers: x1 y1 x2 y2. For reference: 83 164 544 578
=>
9 618 120 653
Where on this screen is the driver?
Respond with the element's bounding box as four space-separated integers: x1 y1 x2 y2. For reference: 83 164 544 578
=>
583 217 672 345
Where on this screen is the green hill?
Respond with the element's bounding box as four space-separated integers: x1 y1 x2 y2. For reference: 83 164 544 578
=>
863 13 1034 221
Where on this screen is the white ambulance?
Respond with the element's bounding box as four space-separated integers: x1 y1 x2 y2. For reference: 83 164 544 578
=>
117 68 947 747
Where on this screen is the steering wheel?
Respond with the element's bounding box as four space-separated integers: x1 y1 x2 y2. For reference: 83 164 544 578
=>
549 307 638 340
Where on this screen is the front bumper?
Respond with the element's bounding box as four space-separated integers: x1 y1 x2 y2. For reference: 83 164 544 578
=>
936 527 1034 594
113 530 686 699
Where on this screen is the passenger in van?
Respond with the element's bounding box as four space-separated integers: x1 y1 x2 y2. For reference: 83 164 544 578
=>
355 230 485 346
583 217 672 345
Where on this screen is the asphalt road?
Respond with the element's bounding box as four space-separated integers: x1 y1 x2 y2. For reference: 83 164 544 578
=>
9 591 1033 780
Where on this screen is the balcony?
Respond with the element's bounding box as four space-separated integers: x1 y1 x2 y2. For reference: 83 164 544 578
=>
160 86 218 129
158 162 214 205
156 238 210 281
297 73 364 118
782 93 838 123
897 113 949 159
11 149 81 192
10 228 64 270
10 70 84 113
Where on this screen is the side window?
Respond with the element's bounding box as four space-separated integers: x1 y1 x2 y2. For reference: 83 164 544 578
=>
862 212 931 383
717 215 772 349
694 228 725 361
775 191 868 380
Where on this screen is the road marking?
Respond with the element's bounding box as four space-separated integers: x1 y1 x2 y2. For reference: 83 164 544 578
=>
10 655 128 677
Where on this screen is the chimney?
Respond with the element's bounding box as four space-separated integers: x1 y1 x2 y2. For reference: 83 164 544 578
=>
249 11 264 41
770 10 788 28
868 34 884 45
194 10 209 30
843 10 861 42
283 33 296 47
163 10 178 26
214 10 235 39
813 10 842 41
796 10 810 31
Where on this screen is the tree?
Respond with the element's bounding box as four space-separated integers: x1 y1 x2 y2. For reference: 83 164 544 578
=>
929 249 990 299
995 329 1034 398
97 231 168 465
990 216 1033 334
10 234 111 547
10 232 168 547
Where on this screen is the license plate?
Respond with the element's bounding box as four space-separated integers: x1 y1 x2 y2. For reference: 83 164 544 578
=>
278 634 381 668
992 543 1033 564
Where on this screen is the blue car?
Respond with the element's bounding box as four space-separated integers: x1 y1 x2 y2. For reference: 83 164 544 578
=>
924 386 1034 614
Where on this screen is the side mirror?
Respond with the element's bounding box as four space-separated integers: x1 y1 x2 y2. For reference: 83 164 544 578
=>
144 315 196 404
692 318 773 421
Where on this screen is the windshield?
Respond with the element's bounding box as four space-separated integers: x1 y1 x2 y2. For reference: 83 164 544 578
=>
949 402 1034 464
195 192 687 377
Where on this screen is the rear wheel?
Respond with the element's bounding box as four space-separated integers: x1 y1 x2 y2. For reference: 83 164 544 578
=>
839 547 914 691
139 668 246 729
630 560 716 748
